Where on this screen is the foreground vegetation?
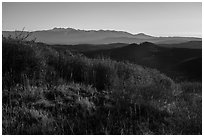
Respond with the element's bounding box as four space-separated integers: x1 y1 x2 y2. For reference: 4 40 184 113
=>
2 38 202 134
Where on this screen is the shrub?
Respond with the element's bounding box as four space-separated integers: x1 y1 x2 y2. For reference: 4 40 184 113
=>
2 41 46 87
2 39 201 135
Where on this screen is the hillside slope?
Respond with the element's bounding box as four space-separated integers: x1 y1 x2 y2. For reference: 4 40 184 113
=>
2 39 202 135
50 43 128 53
159 41 202 49
84 42 202 81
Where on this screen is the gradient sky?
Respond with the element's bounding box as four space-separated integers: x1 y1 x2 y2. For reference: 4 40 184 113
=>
2 2 202 37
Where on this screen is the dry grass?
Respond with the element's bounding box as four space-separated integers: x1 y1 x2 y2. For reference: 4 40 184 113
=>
2 38 202 135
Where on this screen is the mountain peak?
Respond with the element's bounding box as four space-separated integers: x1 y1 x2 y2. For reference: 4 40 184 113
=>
125 43 139 48
134 33 154 39
51 27 76 32
140 42 155 45
139 42 159 50
136 33 152 36
137 33 146 36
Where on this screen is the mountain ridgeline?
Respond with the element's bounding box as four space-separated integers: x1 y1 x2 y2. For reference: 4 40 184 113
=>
3 27 201 45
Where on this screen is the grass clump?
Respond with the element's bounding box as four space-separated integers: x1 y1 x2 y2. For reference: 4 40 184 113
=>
2 38 202 135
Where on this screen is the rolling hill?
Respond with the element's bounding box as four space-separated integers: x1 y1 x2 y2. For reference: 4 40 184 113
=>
159 41 202 49
50 43 128 53
2 37 202 135
84 42 202 81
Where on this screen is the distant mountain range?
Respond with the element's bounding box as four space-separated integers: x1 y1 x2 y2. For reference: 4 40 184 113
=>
2 27 202 45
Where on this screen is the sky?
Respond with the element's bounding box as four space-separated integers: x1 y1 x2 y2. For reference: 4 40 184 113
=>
2 2 202 37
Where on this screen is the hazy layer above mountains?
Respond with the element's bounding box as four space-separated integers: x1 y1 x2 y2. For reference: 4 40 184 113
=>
2 27 201 45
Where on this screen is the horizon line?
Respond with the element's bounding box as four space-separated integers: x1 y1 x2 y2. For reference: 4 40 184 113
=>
2 27 202 38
